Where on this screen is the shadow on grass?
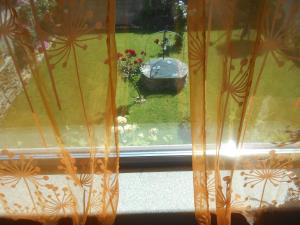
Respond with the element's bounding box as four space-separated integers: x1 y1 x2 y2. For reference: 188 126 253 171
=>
116 80 183 117
282 49 300 68
116 27 164 35
138 80 181 98
216 40 257 59
116 87 179 117
217 40 300 69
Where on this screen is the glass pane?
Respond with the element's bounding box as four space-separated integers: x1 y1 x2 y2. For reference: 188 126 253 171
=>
0 0 111 149
115 0 191 146
0 0 299 152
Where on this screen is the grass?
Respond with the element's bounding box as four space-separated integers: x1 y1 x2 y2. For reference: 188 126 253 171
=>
115 32 190 125
1 31 300 146
1 35 109 126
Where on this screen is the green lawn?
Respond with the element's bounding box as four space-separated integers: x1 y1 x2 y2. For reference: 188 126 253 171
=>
1 31 300 146
115 32 190 124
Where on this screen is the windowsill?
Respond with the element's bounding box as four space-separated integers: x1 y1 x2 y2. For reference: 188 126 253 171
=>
2 143 300 172
118 171 194 214
0 144 299 220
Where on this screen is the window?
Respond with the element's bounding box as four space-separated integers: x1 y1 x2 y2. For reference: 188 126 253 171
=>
0 1 300 224
0 0 299 154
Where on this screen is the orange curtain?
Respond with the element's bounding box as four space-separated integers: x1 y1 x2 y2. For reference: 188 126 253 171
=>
188 0 300 225
1 0 300 225
0 0 119 224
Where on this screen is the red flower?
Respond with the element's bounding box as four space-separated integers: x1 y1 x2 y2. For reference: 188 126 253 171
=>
125 49 136 56
117 52 124 59
136 58 143 63
130 49 136 56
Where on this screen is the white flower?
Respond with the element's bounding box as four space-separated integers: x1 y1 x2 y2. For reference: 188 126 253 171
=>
163 135 173 142
149 135 158 141
124 124 137 132
124 124 132 132
148 128 159 142
132 124 138 130
149 128 159 136
138 133 144 138
117 116 127 125
117 126 124 135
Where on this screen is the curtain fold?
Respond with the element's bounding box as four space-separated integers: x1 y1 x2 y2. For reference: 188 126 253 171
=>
0 1 300 225
0 0 119 224
187 0 210 224
188 0 300 225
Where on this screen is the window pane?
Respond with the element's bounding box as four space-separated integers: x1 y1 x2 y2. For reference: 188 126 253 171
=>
0 0 299 151
115 0 191 146
0 0 111 149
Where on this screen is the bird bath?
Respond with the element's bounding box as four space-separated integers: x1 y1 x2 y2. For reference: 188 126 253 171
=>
141 57 188 92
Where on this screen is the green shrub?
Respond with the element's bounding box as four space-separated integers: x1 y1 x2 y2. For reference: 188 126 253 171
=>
117 49 146 102
134 0 176 31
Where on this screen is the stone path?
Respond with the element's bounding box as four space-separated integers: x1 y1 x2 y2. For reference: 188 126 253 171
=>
0 57 32 118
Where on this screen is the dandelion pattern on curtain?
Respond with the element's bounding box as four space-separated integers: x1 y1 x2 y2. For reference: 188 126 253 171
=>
188 0 300 225
0 0 300 225
0 0 119 225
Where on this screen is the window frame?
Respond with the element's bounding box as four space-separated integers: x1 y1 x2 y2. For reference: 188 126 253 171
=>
2 144 299 173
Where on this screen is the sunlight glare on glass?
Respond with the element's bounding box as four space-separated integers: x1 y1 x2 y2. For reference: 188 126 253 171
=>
221 140 240 157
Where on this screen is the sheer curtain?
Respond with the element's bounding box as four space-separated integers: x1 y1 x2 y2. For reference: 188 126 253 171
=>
0 0 119 224
0 0 300 225
188 0 300 225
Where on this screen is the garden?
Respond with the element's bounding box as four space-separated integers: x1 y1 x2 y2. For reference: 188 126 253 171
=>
0 0 300 147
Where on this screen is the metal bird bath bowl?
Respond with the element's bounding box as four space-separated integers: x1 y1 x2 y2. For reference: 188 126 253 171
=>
141 57 188 92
